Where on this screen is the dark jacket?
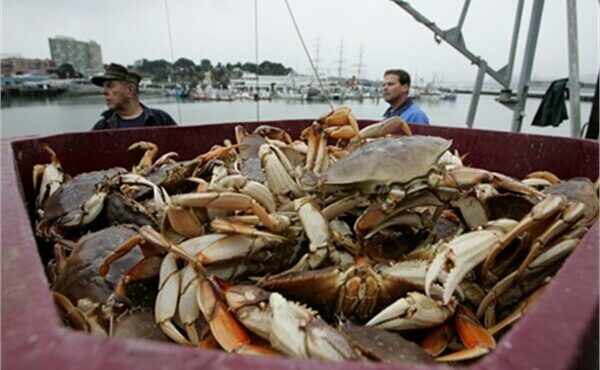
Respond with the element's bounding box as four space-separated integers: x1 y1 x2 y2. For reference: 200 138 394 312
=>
92 103 177 130
531 78 569 127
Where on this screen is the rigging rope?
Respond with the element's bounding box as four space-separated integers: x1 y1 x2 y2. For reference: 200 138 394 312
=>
254 0 260 121
164 0 183 124
284 0 334 110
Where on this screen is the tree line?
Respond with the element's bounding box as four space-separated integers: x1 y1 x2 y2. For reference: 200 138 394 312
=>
134 58 293 87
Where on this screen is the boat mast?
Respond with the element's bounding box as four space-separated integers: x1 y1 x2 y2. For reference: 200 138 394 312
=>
337 38 345 79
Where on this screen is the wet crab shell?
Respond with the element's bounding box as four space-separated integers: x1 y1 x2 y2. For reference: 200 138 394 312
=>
52 225 155 307
319 136 452 192
42 167 128 228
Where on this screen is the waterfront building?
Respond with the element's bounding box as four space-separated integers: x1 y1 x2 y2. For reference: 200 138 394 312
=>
229 71 314 99
1 57 56 76
48 36 103 75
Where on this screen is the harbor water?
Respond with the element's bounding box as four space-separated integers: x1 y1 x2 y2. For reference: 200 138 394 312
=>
1 93 593 139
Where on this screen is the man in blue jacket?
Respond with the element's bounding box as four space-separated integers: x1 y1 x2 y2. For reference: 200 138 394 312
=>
91 63 177 130
382 69 429 124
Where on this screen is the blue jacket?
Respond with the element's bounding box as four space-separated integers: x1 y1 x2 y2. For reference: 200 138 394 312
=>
383 98 430 125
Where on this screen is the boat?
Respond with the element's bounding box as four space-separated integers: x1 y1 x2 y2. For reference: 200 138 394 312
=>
1 76 70 98
2 120 598 370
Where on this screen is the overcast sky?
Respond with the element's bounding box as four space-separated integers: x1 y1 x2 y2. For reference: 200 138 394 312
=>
2 0 599 83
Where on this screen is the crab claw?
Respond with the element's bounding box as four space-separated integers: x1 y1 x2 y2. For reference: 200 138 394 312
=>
435 306 495 362
366 292 455 331
197 278 276 355
269 292 359 361
425 220 517 304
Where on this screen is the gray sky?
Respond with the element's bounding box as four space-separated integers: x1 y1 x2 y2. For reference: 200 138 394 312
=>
2 0 599 83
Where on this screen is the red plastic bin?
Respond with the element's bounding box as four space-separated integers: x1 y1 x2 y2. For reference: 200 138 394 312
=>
2 120 598 370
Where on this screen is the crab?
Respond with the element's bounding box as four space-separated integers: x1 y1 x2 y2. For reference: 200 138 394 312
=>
98 226 278 353
36 163 168 241
426 177 598 308
98 226 299 346
225 285 359 360
33 145 67 216
260 256 433 323
36 166 128 239
51 225 162 334
299 135 543 238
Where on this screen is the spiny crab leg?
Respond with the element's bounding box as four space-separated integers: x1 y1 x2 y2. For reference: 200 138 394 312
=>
476 238 579 319
480 194 569 282
513 201 585 282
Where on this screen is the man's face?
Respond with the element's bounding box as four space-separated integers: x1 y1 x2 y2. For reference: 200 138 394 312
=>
382 74 408 104
102 80 135 110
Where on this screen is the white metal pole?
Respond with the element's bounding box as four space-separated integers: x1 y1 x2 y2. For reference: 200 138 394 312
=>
566 0 582 137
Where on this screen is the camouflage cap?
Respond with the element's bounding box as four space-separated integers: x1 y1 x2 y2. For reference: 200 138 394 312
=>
91 63 142 86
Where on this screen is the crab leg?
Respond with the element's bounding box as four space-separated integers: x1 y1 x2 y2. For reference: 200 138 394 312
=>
285 197 332 272
260 143 304 198
487 286 547 335
33 145 65 212
480 194 568 281
128 141 158 176
513 201 585 281
155 252 190 344
171 192 289 233
355 116 413 142
476 238 578 319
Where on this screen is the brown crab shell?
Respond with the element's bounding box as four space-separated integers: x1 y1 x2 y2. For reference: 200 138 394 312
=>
320 136 452 189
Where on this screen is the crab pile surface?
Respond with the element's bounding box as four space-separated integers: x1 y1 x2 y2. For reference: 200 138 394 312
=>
33 107 599 365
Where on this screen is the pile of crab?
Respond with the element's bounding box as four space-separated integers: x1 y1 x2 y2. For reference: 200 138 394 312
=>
33 107 599 365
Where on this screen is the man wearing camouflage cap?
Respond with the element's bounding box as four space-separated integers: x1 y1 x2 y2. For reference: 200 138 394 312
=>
91 63 177 130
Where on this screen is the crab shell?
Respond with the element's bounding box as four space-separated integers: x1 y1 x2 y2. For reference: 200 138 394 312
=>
42 167 128 229
52 225 154 307
318 136 452 193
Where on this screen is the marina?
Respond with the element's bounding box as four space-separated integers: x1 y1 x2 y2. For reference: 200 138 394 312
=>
1 92 594 139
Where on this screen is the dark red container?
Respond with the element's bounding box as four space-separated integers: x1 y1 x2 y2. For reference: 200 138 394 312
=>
2 121 598 370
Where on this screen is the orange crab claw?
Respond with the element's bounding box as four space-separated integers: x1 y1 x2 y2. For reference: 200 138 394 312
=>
197 277 277 356
434 306 495 362
455 306 496 350
420 323 453 357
